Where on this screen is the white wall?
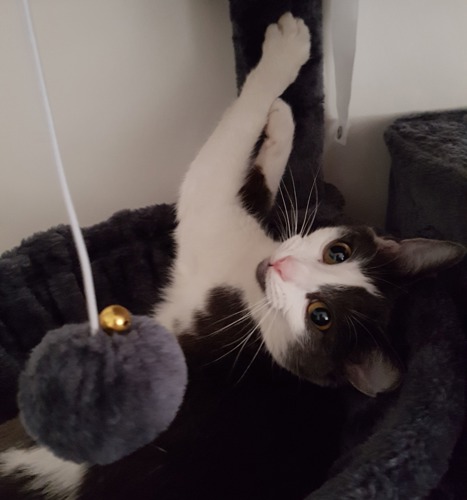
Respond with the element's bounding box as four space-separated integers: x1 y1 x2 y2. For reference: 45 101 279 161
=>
0 0 236 253
323 0 467 226
1 0 466 253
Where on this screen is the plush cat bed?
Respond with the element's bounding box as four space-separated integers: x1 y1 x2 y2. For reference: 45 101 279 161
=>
383 109 467 499
0 1 466 499
385 109 467 245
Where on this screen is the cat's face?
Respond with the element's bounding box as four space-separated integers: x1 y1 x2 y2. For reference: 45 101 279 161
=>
256 225 465 396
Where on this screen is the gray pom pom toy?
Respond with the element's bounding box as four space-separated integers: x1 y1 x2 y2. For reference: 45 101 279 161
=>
18 308 187 465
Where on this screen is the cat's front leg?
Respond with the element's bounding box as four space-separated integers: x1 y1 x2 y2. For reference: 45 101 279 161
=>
240 98 295 222
177 13 310 217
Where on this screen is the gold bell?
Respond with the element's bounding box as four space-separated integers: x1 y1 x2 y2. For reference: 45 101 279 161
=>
99 305 132 335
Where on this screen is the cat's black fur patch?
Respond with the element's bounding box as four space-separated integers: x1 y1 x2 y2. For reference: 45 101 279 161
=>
284 285 394 386
337 226 406 296
78 286 345 500
0 473 50 500
239 165 272 223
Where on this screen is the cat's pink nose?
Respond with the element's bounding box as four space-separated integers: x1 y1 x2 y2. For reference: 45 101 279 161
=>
271 256 295 281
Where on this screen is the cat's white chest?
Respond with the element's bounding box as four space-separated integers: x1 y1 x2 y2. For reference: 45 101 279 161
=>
155 209 279 335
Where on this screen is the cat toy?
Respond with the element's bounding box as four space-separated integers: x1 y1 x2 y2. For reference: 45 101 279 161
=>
17 0 187 465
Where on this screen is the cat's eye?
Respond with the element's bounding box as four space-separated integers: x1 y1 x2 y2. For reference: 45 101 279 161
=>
307 301 332 331
323 242 352 265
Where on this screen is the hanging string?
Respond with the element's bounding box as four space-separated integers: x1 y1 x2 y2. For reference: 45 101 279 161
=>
22 0 99 334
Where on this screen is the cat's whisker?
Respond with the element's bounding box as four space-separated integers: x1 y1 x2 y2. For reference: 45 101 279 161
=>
363 252 402 272
367 277 407 295
278 174 300 239
302 179 321 236
222 297 269 323
348 308 371 322
303 201 321 238
278 183 293 239
348 310 385 346
209 305 252 327
220 305 270 350
207 327 258 365
221 325 260 349
351 310 394 344
299 185 315 238
231 322 264 372
289 171 299 236
240 306 274 350
236 337 265 384
282 179 298 238
344 315 359 350
202 299 269 340
275 200 291 242
350 313 382 352
300 168 321 236
235 308 278 383
202 313 254 341
219 307 272 371
350 310 403 366
300 192 320 237
206 300 272 365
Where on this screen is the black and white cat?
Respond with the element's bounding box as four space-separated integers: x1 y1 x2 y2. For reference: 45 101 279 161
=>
0 13 464 500
154 12 463 396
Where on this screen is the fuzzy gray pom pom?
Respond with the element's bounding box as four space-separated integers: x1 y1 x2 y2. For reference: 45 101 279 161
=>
18 316 187 465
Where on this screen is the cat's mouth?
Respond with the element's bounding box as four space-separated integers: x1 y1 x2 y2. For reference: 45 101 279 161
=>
256 258 270 291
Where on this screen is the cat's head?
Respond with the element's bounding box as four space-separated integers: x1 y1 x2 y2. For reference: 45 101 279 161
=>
256 226 465 397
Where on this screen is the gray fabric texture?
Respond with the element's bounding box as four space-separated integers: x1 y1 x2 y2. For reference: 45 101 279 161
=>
0 204 176 421
385 110 467 245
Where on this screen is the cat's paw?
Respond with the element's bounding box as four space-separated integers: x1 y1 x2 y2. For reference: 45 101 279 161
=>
259 13 311 96
267 99 294 139
255 99 294 196
263 99 294 153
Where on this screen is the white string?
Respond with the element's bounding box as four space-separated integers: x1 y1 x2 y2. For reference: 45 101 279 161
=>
23 0 99 334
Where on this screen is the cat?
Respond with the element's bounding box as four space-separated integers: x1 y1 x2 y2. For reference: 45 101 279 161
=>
0 12 465 500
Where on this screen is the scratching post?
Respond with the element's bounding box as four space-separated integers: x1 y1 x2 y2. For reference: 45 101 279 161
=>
229 0 345 228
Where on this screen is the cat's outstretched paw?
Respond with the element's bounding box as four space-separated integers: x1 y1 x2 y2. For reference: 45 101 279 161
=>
259 13 311 97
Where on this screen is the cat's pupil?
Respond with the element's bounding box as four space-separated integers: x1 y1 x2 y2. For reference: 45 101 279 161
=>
310 308 331 327
328 245 350 263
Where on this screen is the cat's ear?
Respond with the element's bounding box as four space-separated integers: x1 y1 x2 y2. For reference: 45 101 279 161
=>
376 236 465 277
345 351 402 398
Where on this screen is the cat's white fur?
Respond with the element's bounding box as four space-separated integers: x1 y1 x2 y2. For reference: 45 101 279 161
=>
0 446 83 499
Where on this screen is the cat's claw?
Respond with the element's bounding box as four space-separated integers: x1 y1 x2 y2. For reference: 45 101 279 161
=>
259 13 311 97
